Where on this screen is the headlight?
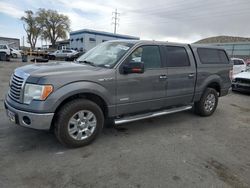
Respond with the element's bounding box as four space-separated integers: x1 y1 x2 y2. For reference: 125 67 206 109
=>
24 84 53 104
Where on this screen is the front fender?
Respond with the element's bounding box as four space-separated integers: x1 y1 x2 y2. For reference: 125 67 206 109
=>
46 81 113 112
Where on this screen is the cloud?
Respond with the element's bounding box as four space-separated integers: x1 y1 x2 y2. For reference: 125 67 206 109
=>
0 1 24 18
1 0 250 43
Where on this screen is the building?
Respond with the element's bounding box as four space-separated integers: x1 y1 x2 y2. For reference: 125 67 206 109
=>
0 37 20 49
55 39 70 50
195 36 250 60
209 42 250 60
70 29 139 52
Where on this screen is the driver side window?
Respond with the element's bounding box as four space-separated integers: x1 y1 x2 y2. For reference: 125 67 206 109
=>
129 45 161 69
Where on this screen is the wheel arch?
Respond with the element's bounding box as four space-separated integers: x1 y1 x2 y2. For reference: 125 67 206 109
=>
206 81 221 96
51 92 109 130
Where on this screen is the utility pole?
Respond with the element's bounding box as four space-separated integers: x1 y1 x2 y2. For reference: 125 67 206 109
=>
22 36 25 48
112 9 120 34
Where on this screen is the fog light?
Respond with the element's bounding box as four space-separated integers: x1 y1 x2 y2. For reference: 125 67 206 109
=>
23 116 31 125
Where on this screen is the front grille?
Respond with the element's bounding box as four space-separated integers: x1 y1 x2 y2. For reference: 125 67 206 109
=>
235 78 250 84
9 74 24 102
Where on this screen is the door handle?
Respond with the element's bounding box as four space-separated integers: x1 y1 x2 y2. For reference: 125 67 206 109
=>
188 73 195 78
159 75 167 79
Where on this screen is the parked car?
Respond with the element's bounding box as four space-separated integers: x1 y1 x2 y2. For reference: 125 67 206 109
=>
4 40 232 147
10 48 22 58
245 59 250 67
231 58 246 75
0 44 11 61
49 49 78 60
232 68 250 92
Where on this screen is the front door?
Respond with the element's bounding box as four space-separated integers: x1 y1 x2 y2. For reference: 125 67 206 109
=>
116 45 167 115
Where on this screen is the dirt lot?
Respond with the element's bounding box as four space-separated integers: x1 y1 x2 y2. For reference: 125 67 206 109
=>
0 60 250 188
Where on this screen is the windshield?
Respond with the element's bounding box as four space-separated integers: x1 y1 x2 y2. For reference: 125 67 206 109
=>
76 41 134 68
0 45 7 49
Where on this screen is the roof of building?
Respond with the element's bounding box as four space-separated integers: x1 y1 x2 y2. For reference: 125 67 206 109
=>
55 39 70 44
70 29 139 40
0 37 20 41
195 36 250 44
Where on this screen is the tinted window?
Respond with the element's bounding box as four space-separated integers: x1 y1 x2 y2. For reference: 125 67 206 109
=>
0 45 7 49
197 48 229 64
89 38 96 42
165 46 190 67
233 60 244 65
129 46 161 69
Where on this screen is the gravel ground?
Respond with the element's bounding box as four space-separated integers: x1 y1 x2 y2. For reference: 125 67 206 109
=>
0 60 250 188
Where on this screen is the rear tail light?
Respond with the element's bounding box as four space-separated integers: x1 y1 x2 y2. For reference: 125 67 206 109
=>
229 69 233 81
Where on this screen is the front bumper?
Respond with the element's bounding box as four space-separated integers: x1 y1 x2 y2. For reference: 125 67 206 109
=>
4 100 54 130
232 83 250 92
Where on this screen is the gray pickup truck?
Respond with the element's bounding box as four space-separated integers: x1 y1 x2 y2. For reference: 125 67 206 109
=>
4 40 232 147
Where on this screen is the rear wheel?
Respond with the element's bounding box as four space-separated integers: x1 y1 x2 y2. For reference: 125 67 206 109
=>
12 53 17 58
54 99 104 148
194 88 218 116
50 55 56 60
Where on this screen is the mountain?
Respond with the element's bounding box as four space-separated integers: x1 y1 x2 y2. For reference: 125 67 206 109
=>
195 36 250 44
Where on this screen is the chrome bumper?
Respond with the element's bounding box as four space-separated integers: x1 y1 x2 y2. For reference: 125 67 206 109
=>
4 100 54 130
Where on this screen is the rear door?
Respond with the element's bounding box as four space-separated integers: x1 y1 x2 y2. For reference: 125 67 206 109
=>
164 45 196 106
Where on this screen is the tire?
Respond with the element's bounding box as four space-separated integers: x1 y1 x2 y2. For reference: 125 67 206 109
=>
12 53 17 58
54 99 104 148
194 88 218 116
50 55 56 60
231 85 236 92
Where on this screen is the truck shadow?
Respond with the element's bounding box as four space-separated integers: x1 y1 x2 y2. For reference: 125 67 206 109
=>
102 110 197 137
1 109 212 153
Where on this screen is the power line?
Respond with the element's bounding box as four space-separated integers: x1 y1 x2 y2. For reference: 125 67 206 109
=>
112 8 120 34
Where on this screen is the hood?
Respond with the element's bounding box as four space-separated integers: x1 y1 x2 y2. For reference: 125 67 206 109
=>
15 61 103 77
234 71 250 79
14 61 114 87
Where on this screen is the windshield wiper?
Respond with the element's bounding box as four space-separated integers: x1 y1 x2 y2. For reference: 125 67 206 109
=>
77 60 97 67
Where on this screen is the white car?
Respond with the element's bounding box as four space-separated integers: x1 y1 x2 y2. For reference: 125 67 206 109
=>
232 68 250 92
10 48 22 58
49 49 78 60
0 44 11 61
0 44 11 56
231 58 246 75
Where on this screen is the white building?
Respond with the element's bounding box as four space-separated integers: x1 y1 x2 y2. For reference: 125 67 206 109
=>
70 29 139 52
0 37 20 49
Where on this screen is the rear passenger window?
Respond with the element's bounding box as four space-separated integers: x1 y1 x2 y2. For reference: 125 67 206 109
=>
165 46 190 67
197 48 229 64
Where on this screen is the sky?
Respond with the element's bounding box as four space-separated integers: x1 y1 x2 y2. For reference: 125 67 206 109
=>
1 0 250 46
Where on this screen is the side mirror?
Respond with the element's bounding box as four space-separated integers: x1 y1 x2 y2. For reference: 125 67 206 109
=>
123 61 144 74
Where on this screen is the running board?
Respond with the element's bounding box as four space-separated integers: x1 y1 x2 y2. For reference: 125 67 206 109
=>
115 105 193 125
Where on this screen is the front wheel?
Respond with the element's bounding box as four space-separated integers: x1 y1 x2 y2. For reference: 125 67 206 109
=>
54 99 104 148
194 88 218 116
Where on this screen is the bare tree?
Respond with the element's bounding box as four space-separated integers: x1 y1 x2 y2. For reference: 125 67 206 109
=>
21 10 41 50
37 9 70 48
